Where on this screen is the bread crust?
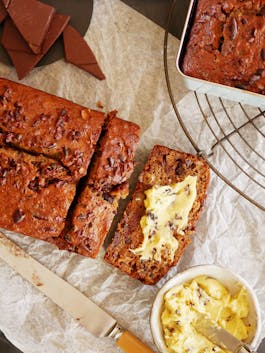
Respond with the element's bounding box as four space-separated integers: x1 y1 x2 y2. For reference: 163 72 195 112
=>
104 145 210 285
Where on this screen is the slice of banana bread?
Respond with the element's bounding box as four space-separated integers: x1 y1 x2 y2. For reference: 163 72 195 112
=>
104 145 210 285
52 113 140 258
0 146 76 240
0 78 105 181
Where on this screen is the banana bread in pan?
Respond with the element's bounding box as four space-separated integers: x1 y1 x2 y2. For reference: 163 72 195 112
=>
52 113 140 258
104 145 210 285
182 0 265 94
0 146 76 240
0 78 105 181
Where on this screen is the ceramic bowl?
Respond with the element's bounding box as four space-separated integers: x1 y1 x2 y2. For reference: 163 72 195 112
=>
150 264 262 353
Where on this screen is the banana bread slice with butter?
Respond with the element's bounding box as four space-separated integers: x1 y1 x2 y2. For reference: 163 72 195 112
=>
51 113 140 258
104 145 210 285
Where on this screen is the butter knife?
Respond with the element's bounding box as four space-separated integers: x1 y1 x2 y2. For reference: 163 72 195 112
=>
194 313 256 353
0 232 155 353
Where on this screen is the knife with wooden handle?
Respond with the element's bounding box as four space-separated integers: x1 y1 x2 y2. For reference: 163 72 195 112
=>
194 313 257 353
0 232 155 353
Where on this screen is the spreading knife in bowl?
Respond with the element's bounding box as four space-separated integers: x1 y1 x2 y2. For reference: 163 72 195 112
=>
0 232 155 353
194 313 256 353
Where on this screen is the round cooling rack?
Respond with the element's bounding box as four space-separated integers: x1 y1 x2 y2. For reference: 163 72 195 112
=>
164 0 265 211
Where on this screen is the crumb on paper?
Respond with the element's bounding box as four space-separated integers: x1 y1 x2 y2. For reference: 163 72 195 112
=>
32 272 43 287
96 101 104 109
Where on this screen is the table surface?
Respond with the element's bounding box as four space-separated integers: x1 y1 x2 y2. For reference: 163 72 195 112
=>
1 1 264 352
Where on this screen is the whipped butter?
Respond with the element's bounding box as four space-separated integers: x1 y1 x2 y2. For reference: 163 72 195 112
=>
161 276 251 353
132 175 197 262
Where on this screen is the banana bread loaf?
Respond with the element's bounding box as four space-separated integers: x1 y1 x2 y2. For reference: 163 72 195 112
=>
0 78 105 181
182 0 265 94
51 113 140 258
0 146 76 240
104 145 210 285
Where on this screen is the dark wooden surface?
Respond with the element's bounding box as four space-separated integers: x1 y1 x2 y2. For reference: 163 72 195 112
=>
0 1 264 352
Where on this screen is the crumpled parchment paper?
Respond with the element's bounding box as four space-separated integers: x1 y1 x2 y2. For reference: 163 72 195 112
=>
0 1 264 353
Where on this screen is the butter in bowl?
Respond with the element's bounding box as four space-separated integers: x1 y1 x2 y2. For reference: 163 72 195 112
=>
150 265 261 353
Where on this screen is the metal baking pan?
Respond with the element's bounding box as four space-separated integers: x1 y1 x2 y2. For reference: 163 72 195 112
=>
176 0 265 108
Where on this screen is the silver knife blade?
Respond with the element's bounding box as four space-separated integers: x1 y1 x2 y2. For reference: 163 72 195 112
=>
0 232 117 337
194 313 251 353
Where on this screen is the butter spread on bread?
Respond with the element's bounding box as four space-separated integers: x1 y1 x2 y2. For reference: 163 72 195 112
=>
132 175 197 262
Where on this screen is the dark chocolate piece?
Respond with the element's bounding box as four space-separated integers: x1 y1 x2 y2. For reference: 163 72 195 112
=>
0 0 93 68
0 2 7 23
4 0 55 54
63 24 105 80
2 14 70 79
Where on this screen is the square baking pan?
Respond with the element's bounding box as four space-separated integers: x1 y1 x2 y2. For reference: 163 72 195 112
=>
176 0 265 108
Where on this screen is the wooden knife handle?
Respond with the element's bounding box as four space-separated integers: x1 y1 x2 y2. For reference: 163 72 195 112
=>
116 330 156 353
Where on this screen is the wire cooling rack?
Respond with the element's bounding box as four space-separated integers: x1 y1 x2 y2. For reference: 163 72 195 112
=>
164 0 265 211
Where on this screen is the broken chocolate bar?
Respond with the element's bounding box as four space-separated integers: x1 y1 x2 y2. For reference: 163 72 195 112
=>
3 0 55 54
63 24 105 80
2 14 70 79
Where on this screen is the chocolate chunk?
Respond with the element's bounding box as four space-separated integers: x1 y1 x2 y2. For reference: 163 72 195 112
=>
13 209 25 223
5 0 55 54
63 25 105 80
2 14 70 80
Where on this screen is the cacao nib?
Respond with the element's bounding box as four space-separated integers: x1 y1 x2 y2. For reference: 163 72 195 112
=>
261 49 265 61
147 211 157 221
175 159 183 175
13 209 25 224
103 193 114 204
9 159 16 168
63 146 69 158
108 157 115 168
61 108 67 116
256 68 264 76
28 177 41 192
68 130 81 141
43 227 57 233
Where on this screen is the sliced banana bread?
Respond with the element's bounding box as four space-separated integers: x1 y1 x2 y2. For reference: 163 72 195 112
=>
0 78 105 181
0 146 76 240
51 113 140 258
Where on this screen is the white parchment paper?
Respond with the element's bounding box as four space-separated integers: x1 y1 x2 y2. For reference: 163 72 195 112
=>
0 1 264 352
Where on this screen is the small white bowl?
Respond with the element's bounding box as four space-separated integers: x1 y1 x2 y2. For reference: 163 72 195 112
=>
150 265 262 353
